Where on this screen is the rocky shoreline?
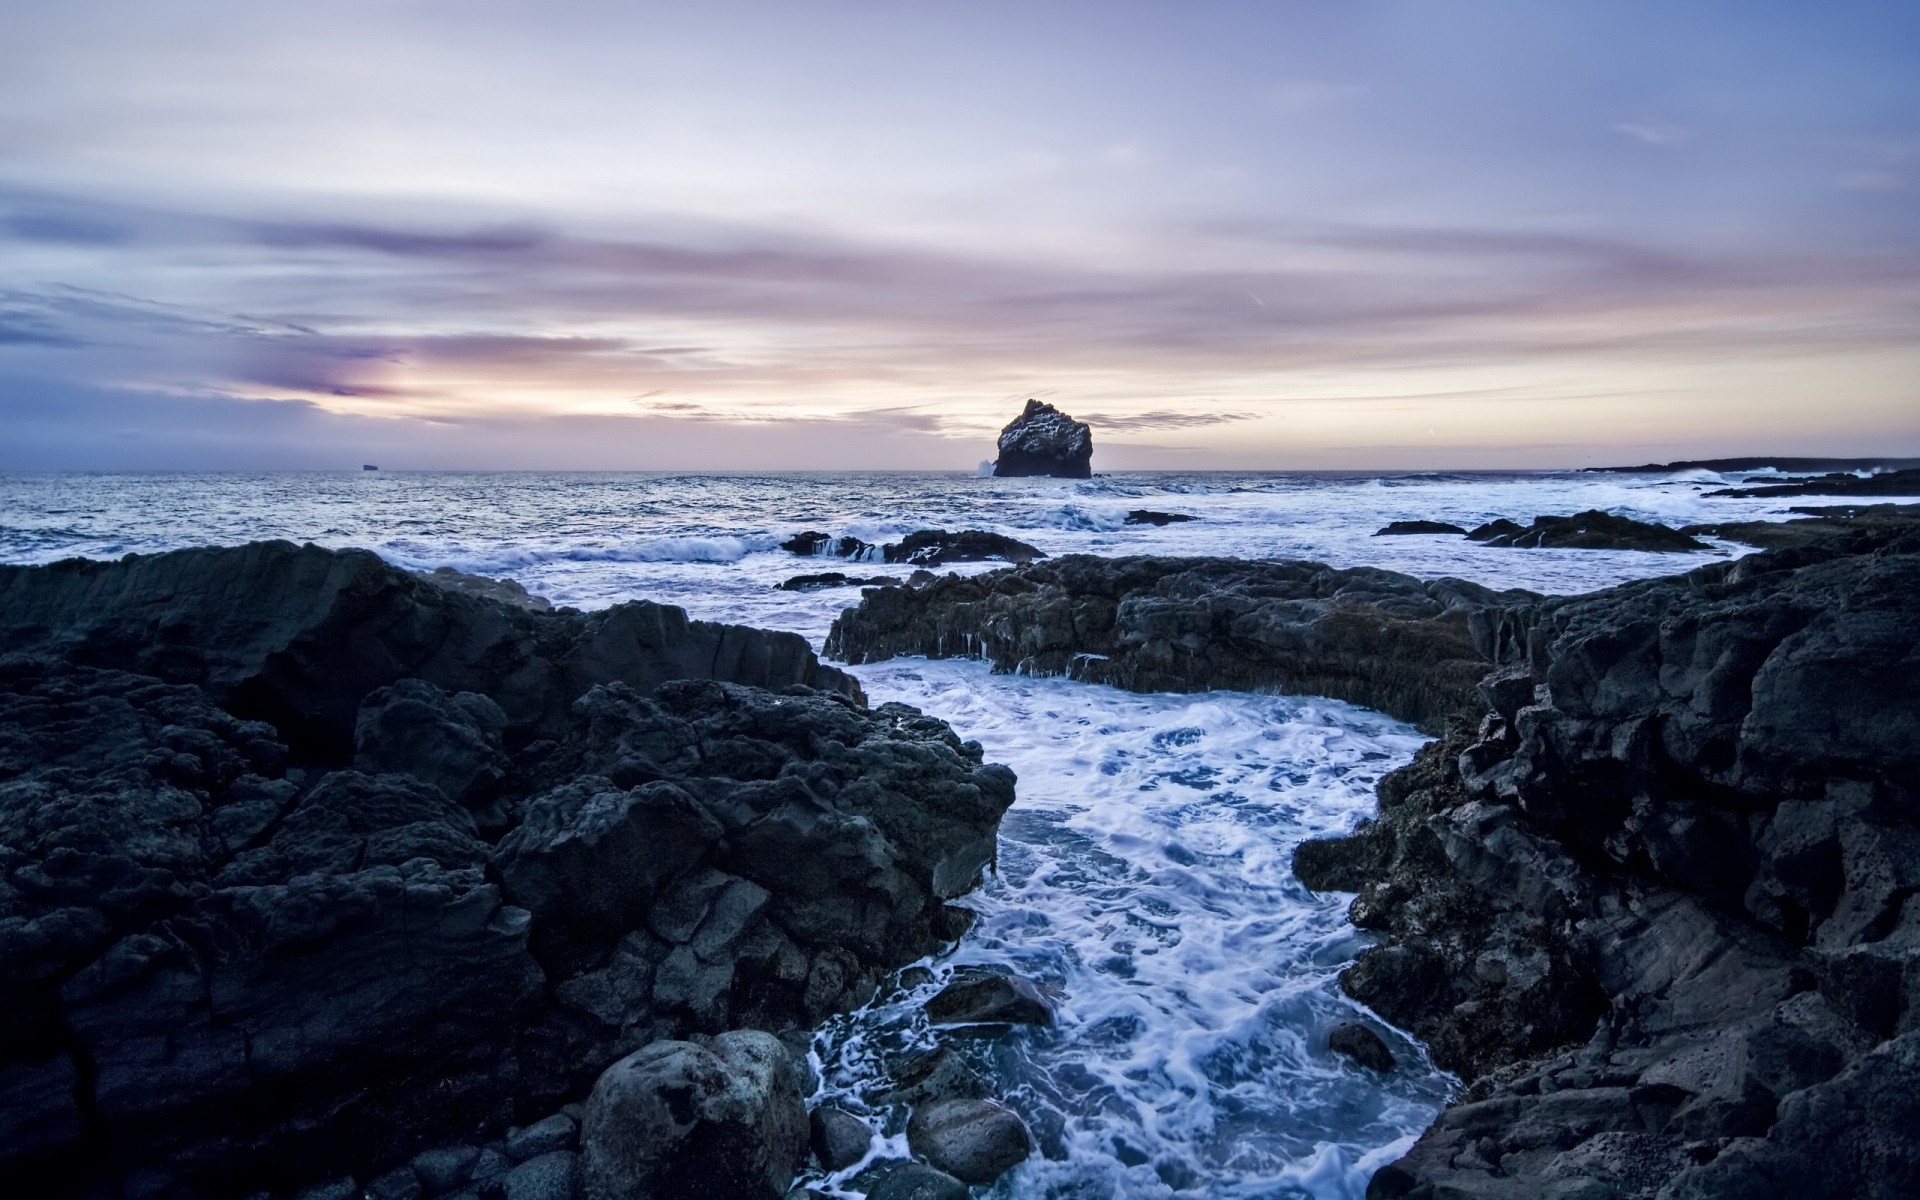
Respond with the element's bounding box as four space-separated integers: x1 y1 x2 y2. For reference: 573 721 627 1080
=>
0 543 1016 1199
7 510 1918 1198
1291 517 1920 1198
826 514 1920 1197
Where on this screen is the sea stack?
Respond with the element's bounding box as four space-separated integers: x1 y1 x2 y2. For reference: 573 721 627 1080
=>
992 400 1093 479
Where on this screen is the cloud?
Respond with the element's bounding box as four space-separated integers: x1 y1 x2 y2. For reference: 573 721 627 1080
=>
1613 121 1694 147
4 183 1918 461
1078 410 1261 432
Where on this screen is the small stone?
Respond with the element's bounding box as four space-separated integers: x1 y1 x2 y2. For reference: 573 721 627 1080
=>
1328 1021 1396 1072
925 967 1054 1027
294 1180 356 1200
905 1098 1033 1185
505 1113 577 1162
860 1161 970 1200
411 1146 481 1194
497 1151 577 1200
809 1105 872 1171
365 1167 423 1200
469 1149 512 1182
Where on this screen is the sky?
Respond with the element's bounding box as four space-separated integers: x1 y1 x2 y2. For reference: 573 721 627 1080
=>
2 0 1917 470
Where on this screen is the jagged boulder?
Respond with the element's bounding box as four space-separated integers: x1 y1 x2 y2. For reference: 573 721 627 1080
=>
1297 519 1920 1199
0 540 860 756
991 400 1093 479
0 545 1016 1200
578 1032 808 1200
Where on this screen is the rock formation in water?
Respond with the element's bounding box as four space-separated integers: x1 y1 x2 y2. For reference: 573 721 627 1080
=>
991 400 1093 479
1375 521 1469 537
0 542 1015 1199
825 555 1540 732
1124 510 1196 526
1591 456 1920 475
1683 502 1920 551
1707 466 1920 500
782 528 1046 569
1295 518 1920 1199
1464 509 1710 551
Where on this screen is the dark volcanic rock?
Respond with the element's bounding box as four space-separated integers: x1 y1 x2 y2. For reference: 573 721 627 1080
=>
924 967 1055 1027
1708 466 1920 499
782 531 834 555
808 1105 872 1171
991 400 1093 479
0 543 1016 1199
1466 510 1709 551
1683 502 1920 550
859 1161 970 1200
904 1098 1032 1185
826 555 1538 732
1124 510 1196 526
1328 1022 1396 1072
1592 456 1920 475
777 573 900 591
782 530 1042 569
881 530 1046 568
0 540 860 757
578 1031 807 1200
1375 521 1468 537
413 565 552 612
1296 518 1920 1199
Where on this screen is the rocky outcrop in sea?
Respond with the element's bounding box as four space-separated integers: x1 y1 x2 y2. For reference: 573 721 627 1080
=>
1706 466 1920 500
0 542 1015 1199
824 554 1540 732
1296 518 1920 1198
990 400 1093 479
782 528 1045 568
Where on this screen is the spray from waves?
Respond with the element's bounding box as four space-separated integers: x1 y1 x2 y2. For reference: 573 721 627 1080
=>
801 660 1453 1200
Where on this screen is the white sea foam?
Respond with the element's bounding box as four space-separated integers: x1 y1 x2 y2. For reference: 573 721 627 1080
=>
804 661 1446 1200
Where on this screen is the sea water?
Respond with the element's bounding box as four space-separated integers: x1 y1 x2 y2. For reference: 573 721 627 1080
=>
0 467 1864 1197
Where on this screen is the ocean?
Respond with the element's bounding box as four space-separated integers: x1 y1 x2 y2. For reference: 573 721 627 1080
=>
0 467 1841 1198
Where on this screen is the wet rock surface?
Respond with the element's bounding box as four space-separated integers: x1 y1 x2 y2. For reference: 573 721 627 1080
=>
924 967 1055 1027
1329 1022 1397 1072
1124 510 1196 526
777 573 902 591
904 1098 1033 1184
826 554 1539 732
0 542 1015 1199
1296 519 1920 1198
781 529 1044 569
991 399 1093 479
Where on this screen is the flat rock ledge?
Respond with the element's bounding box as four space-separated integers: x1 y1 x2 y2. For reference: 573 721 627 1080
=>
0 541 1015 1199
1295 518 1920 1199
825 554 1541 733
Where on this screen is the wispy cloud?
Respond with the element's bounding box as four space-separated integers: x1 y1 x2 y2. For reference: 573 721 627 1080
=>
1078 410 1261 432
1613 120 1694 147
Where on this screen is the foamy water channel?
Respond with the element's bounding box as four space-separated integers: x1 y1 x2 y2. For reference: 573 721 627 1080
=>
803 660 1447 1200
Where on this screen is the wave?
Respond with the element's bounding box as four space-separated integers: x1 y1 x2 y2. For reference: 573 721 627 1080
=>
378 533 783 573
